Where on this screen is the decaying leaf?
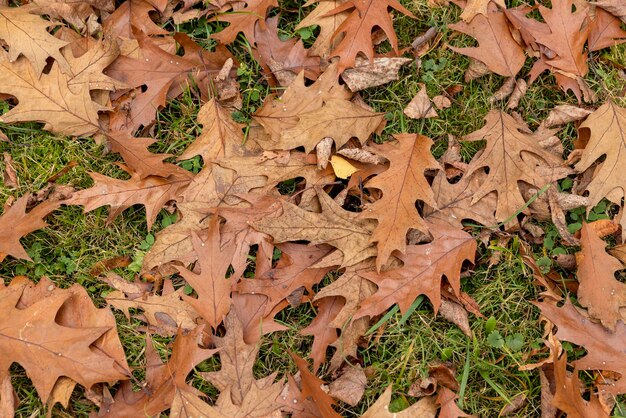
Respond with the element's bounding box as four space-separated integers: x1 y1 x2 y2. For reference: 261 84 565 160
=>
341 57 412 92
404 84 438 119
328 365 367 406
0 277 129 405
450 8 525 78
326 0 415 71
544 105 592 128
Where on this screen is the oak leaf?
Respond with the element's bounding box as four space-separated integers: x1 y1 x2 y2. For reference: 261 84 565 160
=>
295 0 348 59
361 134 440 269
0 5 70 75
326 0 415 71
355 221 476 319
179 99 246 163
436 387 471 418
458 0 506 22
278 98 385 153
0 54 100 137
106 131 188 179
425 170 497 229
202 312 270 407
341 57 412 92
575 102 626 238
575 223 626 330
404 84 438 119
237 243 332 314
210 0 278 45
97 326 216 417
588 7 626 52
253 63 351 143
0 277 128 405
462 110 568 226
253 15 321 86
253 189 376 268
106 279 200 336
0 194 61 262
175 222 236 330
289 353 341 418
301 297 343 372
102 0 168 38
595 0 626 23
536 299 626 395
362 386 437 417
449 8 525 78
66 167 192 230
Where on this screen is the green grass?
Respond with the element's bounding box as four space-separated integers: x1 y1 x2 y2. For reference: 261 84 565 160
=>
2 0 626 416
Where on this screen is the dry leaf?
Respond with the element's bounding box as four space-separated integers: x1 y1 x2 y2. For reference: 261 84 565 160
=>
328 365 367 406
544 105 592 128
459 0 506 22
361 134 439 268
438 299 472 337
404 84 438 119
575 223 626 330
433 95 452 110
210 0 278 45
341 57 412 92
362 386 437 417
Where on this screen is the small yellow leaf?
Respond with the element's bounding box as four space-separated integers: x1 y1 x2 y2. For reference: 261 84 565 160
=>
330 155 358 179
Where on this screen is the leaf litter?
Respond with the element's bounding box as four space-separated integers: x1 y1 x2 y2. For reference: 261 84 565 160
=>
0 0 625 416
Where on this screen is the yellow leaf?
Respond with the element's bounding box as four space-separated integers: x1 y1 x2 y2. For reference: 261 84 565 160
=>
330 155 358 179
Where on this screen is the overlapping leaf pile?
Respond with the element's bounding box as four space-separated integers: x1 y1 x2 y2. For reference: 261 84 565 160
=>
1 0 626 416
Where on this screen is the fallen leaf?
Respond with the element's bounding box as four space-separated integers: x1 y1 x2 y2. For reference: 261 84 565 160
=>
210 0 278 45
0 277 128 404
328 365 367 406
0 194 61 262
0 54 100 137
0 5 70 75
450 8 525 78
595 0 626 23
176 219 237 330
462 110 569 227
432 95 452 110
2 152 17 188
361 134 440 268
341 57 412 92
404 84 438 119
253 189 376 268
295 0 349 59
458 0 506 22
438 298 472 337
575 223 626 330
289 353 342 418
436 386 471 417
355 221 476 319
330 154 358 179
326 0 415 72
544 105 592 128
536 299 626 395
362 386 437 417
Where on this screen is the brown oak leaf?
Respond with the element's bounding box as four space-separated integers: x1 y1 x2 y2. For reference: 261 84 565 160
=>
210 0 278 45
301 296 343 372
0 54 100 137
575 223 626 330
289 353 341 418
65 166 192 230
253 15 321 86
361 134 440 269
458 0 506 22
326 0 415 72
462 110 568 227
253 62 351 143
362 386 437 417
575 102 626 239
0 5 70 75
595 0 626 23
0 194 61 262
102 0 168 39
355 221 476 319
295 0 348 59
253 189 376 268
536 299 626 395
449 8 525 78
176 219 237 330
96 326 216 417
0 277 128 405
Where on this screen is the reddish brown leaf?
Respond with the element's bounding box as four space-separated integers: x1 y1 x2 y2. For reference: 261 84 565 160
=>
355 221 476 319
210 0 278 45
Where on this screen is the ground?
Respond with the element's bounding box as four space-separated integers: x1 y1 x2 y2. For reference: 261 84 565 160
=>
1 0 626 416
